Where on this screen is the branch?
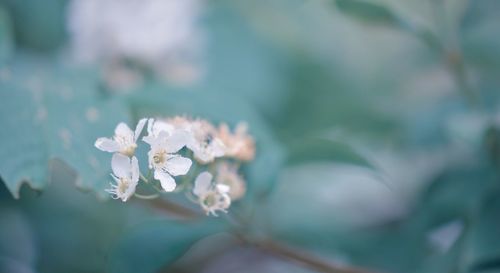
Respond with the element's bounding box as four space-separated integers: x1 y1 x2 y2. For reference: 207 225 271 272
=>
445 50 477 106
257 239 382 273
139 197 203 220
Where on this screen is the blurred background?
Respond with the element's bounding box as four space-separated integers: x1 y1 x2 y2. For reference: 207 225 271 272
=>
0 0 500 272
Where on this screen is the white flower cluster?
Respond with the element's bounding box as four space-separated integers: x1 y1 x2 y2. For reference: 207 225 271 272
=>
95 117 255 216
67 0 204 86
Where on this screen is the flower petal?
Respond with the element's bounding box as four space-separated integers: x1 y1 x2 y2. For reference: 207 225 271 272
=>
115 122 133 138
130 156 140 183
121 181 138 202
112 153 131 178
165 129 189 153
153 120 174 135
154 170 176 192
164 156 192 176
211 139 226 157
216 184 230 193
193 171 212 196
143 135 155 145
146 118 155 137
235 122 249 134
95 138 120 153
134 118 147 142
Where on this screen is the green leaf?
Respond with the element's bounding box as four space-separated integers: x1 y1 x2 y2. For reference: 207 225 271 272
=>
356 162 498 273
1 0 67 51
286 137 375 168
109 219 225 273
0 208 36 269
10 160 135 273
333 0 440 49
0 82 49 198
0 54 131 198
0 6 14 63
467 189 500 273
461 0 500 71
264 162 391 250
335 0 397 24
263 155 498 273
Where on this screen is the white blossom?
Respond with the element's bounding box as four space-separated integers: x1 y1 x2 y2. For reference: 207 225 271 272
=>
143 119 192 192
143 118 175 144
94 115 254 213
95 119 147 157
105 153 140 201
161 117 225 164
193 171 231 216
66 0 204 85
184 119 225 164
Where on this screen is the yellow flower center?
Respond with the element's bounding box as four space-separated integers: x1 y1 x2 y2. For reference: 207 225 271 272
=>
121 143 137 157
153 150 167 164
118 178 130 194
203 193 217 207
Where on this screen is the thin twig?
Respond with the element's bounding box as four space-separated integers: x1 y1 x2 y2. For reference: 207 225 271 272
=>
429 0 477 106
256 239 382 273
134 193 160 199
445 50 477 105
142 197 203 220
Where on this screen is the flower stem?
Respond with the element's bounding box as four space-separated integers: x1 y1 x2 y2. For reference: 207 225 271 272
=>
139 171 164 192
134 193 160 199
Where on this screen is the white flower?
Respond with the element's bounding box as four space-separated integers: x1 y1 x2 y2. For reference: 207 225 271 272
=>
95 119 147 156
66 0 205 85
144 119 192 192
143 118 175 144
105 153 140 202
161 117 225 164
185 119 225 164
193 171 231 216
215 162 246 201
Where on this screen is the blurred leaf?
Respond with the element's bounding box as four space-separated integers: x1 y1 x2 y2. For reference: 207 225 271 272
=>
263 160 431 273
204 4 289 120
0 82 49 198
10 160 137 273
109 219 225 273
0 54 131 198
1 0 67 51
0 257 36 273
461 0 500 71
415 162 495 224
333 0 439 49
286 137 374 168
0 208 36 271
187 244 316 273
264 162 396 252
467 189 500 273
263 156 499 273
338 162 487 273
335 0 397 24
277 60 404 144
0 6 13 62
